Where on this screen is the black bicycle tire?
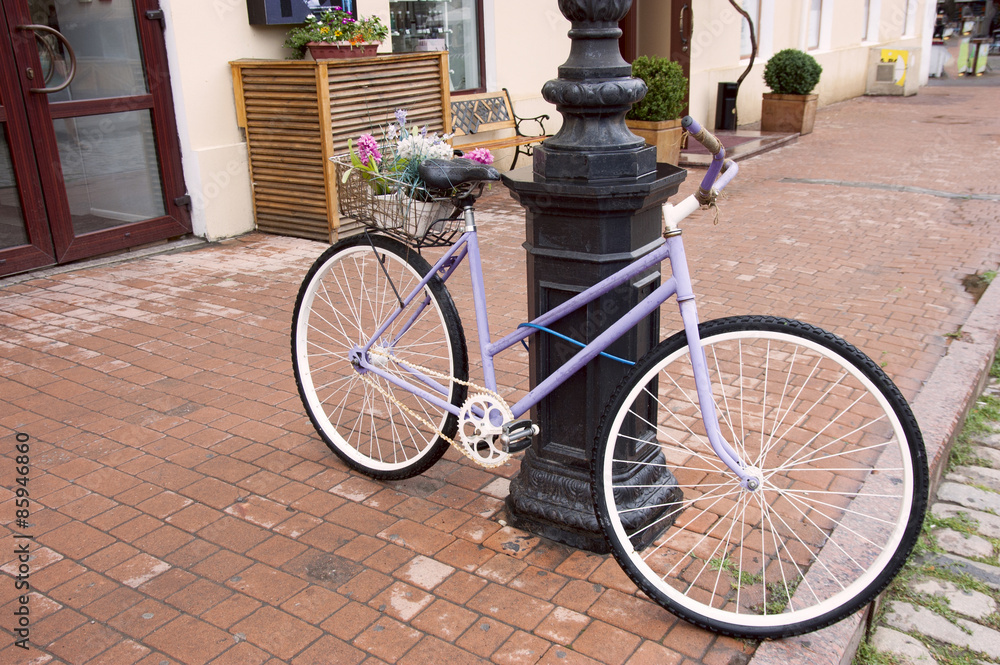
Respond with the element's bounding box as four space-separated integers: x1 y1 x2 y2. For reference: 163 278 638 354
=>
592 315 928 638
291 234 469 480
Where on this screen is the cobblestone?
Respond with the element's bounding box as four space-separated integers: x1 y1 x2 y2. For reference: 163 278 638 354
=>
884 601 1000 660
870 627 937 665
932 527 994 560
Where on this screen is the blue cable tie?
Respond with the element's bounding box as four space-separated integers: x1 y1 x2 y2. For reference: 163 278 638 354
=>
517 323 634 367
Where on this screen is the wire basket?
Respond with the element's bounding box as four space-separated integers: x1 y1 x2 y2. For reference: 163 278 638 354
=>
333 155 463 247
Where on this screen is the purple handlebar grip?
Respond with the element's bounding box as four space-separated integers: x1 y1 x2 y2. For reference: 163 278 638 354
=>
682 116 727 192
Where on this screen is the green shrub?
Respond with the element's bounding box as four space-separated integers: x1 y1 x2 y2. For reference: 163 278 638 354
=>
763 49 822 95
628 56 688 122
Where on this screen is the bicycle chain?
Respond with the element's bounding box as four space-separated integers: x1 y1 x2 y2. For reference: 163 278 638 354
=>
359 348 512 468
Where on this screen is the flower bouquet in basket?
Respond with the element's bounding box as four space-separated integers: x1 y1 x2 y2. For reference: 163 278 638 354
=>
336 109 493 242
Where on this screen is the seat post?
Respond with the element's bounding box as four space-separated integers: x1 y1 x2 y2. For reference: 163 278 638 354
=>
462 204 476 233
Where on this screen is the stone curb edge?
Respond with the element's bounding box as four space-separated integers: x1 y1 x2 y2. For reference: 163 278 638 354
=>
746 276 1000 665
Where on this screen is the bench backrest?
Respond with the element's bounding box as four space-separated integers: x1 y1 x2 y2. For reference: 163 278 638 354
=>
450 91 516 137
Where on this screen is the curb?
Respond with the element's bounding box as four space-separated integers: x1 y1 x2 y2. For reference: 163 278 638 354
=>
747 276 1000 665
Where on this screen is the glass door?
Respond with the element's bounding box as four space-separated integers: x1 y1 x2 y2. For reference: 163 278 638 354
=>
0 0 189 277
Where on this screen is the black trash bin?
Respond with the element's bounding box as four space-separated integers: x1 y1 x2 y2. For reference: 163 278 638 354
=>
715 82 738 131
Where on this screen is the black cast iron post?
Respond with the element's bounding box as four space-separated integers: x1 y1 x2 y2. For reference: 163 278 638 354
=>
501 0 686 551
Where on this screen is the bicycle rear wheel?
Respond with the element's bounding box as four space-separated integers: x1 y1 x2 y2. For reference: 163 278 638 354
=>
292 234 468 480
592 316 927 638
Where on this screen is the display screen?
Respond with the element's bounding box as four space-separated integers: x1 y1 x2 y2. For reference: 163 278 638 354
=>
247 0 358 26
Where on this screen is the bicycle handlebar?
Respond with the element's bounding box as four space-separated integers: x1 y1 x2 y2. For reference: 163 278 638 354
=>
682 116 729 196
661 117 739 232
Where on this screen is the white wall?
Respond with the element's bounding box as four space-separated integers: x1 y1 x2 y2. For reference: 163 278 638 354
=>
161 0 289 241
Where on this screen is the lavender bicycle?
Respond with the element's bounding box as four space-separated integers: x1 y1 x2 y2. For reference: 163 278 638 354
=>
291 118 927 638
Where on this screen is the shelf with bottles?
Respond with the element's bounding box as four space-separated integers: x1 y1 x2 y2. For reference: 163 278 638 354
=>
389 1 451 53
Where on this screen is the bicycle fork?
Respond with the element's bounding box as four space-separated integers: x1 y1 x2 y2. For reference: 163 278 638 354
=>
668 232 762 492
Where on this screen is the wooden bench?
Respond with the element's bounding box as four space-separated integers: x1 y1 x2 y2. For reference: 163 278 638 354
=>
449 88 550 169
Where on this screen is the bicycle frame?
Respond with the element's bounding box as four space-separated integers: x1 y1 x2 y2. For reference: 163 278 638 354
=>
354 159 755 486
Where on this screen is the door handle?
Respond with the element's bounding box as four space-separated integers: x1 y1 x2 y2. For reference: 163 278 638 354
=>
680 4 691 53
17 24 77 94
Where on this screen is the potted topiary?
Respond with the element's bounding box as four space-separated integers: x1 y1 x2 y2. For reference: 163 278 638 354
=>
761 48 822 135
626 56 688 165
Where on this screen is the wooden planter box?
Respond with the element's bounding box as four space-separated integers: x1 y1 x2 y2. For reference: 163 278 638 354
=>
625 118 684 165
231 52 451 242
761 93 818 135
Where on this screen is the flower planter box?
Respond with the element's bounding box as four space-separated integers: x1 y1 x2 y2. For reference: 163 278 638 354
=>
760 93 818 135
307 42 380 60
231 52 451 242
625 118 684 165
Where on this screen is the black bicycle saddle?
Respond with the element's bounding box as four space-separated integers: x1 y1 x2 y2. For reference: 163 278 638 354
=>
418 158 501 193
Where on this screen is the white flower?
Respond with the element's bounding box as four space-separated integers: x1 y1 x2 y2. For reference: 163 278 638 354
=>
396 134 452 161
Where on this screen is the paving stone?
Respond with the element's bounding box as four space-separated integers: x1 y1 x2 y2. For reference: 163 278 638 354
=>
884 601 1000 660
936 481 1000 514
933 527 995 560
924 553 1000 592
967 431 1000 449
975 446 1000 468
870 627 937 665
933 503 1000 540
948 465 1000 493
912 578 997 620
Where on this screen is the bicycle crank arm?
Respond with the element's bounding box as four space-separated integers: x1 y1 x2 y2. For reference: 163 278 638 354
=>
499 420 539 453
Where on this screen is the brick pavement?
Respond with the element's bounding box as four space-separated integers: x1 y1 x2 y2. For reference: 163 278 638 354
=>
1 84 999 665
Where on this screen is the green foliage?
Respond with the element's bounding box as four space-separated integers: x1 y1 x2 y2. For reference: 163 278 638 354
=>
628 56 688 122
853 641 902 665
763 49 822 95
284 9 389 59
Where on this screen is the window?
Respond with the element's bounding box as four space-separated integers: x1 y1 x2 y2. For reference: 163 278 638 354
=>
862 0 881 41
389 0 484 92
862 0 870 40
902 0 917 36
740 0 761 58
807 0 822 49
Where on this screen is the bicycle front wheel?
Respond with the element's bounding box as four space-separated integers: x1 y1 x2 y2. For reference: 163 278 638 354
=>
292 234 468 480
592 316 927 638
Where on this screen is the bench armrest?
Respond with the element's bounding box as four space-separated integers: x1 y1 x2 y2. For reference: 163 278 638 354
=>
504 87 549 138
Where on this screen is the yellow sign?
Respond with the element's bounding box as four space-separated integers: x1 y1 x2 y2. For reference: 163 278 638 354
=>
880 49 909 86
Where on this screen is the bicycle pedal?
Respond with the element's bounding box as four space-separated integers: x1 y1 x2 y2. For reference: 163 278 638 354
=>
499 420 538 453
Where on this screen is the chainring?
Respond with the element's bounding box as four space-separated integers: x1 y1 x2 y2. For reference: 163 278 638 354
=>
458 393 514 467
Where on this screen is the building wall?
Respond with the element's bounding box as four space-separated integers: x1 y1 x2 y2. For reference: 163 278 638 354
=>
680 0 932 128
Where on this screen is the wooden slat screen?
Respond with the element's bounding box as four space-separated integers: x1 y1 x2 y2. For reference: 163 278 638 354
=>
232 52 450 243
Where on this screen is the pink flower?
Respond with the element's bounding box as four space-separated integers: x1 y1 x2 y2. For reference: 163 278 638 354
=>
466 148 494 165
357 133 381 166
